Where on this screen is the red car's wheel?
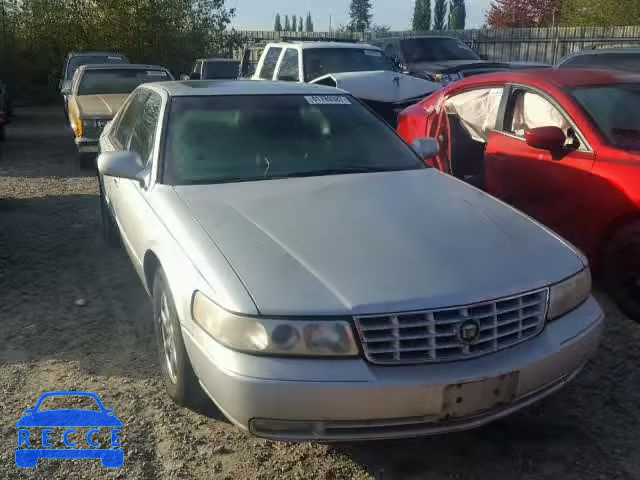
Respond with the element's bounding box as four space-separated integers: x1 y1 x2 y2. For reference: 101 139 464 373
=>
603 221 640 323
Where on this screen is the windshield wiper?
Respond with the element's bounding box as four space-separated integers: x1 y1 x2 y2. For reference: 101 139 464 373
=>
276 166 412 179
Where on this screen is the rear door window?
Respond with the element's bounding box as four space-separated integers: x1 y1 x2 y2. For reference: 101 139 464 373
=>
444 88 504 142
260 47 282 80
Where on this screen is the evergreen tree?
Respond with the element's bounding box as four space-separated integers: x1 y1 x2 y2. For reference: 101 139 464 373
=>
292 15 297 31
274 13 282 32
305 12 314 32
349 0 373 32
433 0 447 29
412 0 432 31
284 14 291 31
449 0 466 29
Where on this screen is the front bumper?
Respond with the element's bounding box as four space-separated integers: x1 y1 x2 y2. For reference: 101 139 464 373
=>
75 137 99 154
183 296 604 441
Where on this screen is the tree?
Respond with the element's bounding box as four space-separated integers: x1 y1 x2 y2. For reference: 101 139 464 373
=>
299 16 304 32
449 0 466 29
486 0 562 28
349 0 373 32
274 13 282 32
305 12 314 32
292 15 297 31
284 14 291 31
560 0 640 26
433 0 447 29
412 0 432 31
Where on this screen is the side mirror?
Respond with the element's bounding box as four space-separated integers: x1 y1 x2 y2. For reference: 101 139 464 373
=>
179 73 190 81
189 72 201 80
411 137 439 162
525 126 566 151
98 151 144 183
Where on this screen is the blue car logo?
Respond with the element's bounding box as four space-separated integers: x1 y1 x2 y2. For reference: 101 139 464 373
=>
15 391 123 468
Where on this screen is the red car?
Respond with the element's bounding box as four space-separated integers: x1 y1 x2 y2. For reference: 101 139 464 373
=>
398 68 640 322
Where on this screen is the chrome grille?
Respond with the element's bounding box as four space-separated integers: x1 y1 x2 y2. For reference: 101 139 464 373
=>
354 289 548 365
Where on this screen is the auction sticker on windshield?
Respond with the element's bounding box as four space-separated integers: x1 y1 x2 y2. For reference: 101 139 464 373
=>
15 391 123 469
305 96 351 105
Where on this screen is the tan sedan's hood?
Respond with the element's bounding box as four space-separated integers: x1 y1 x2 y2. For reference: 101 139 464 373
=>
76 94 129 118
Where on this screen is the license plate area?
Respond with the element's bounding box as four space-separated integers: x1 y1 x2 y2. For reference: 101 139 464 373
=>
442 371 519 419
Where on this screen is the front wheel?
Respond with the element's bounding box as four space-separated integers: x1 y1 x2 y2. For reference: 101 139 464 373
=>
152 267 209 408
602 221 640 323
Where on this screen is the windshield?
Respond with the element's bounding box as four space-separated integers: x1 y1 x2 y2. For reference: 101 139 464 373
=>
77 69 171 95
66 55 127 78
571 84 640 150
204 61 240 79
163 95 423 185
303 48 396 81
399 38 480 63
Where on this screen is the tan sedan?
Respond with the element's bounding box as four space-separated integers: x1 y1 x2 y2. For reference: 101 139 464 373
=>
67 63 172 166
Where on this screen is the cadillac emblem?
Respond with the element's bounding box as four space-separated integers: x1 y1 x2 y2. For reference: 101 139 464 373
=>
457 318 481 344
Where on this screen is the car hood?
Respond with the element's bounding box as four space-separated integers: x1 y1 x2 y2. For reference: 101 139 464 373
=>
408 60 510 74
175 170 584 316
76 94 129 118
16 410 123 428
310 70 440 103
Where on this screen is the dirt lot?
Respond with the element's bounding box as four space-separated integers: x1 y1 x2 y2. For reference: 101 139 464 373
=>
0 106 639 480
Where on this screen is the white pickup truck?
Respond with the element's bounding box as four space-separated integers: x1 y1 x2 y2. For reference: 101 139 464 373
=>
251 41 440 125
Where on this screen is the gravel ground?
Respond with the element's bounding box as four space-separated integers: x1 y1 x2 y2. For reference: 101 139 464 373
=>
1 106 639 480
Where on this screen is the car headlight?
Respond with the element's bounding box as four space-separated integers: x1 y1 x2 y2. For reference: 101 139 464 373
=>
434 73 462 85
192 292 359 357
547 268 591 320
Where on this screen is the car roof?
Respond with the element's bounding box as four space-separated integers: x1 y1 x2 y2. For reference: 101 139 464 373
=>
77 63 168 72
266 41 380 51
454 67 640 89
569 47 640 57
198 58 239 63
148 79 347 97
67 51 127 58
374 35 456 41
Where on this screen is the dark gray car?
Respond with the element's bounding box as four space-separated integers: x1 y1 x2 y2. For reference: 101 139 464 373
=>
184 58 240 80
373 36 511 85
558 47 640 73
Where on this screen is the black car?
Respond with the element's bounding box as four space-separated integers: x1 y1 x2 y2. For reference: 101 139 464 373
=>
183 58 240 80
558 47 640 73
373 36 511 85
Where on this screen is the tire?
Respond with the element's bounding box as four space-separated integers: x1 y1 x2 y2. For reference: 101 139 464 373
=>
602 221 640 323
152 267 209 408
79 153 93 168
99 184 119 247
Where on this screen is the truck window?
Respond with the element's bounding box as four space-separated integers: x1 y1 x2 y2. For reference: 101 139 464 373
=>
260 47 282 80
277 49 300 82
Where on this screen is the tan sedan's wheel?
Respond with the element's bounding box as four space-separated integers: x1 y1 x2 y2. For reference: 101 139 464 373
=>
152 267 209 408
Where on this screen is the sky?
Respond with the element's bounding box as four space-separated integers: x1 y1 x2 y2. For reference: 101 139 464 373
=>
228 0 493 31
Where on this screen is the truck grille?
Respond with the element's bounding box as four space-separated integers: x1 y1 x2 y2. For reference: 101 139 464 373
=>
354 289 548 365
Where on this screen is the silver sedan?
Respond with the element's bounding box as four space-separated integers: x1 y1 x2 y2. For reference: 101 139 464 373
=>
97 80 603 441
